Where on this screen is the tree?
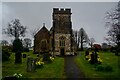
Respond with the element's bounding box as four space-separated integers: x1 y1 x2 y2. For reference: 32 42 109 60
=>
102 43 108 49
4 19 27 39
23 38 32 48
105 1 120 47
4 19 27 64
1 40 9 46
29 27 39 38
78 28 89 50
13 39 23 64
89 38 95 48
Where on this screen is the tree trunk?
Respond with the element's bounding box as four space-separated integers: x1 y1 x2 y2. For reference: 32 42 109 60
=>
15 51 22 64
81 35 83 51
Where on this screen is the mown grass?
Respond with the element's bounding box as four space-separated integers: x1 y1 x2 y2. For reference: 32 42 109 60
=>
75 51 120 79
2 50 64 78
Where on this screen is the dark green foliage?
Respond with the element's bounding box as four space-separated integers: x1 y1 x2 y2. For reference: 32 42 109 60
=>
13 39 23 53
95 65 113 72
13 39 23 64
15 51 22 64
104 65 113 72
95 65 104 71
2 48 11 61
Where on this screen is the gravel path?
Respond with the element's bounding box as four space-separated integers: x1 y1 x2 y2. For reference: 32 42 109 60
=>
64 56 86 79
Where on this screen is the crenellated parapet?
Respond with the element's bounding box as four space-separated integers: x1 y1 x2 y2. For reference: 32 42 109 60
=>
53 8 71 14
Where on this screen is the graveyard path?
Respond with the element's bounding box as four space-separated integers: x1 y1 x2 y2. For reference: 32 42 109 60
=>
64 56 86 79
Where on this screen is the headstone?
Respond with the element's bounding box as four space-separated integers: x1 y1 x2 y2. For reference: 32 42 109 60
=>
23 54 26 58
26 57 36 72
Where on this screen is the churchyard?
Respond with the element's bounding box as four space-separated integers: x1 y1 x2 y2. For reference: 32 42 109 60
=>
2 50 65 79
2 2 120 79
75 51 120 79
2 49 120 79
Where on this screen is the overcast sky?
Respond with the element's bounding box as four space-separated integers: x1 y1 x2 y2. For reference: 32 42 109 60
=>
2 2 117 45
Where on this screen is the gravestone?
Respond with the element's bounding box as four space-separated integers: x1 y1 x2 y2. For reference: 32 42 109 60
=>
26 57 36 72
23 54 26 58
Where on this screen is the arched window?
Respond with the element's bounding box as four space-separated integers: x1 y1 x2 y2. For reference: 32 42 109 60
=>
59 36 65 47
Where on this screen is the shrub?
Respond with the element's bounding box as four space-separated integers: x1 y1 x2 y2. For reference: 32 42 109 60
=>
95 65 104 71
2 48 11 61
13 39 23 64
13 39 23 53
95 65 113 72
104 65 113 72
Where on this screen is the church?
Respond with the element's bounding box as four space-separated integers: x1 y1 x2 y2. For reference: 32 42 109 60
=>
34 8 77 56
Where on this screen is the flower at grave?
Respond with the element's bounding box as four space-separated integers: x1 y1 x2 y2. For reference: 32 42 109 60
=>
89 52 92 55
88 59 91 62
85 55 90 60
13 73 22 78
36 60 44 68
50 57 54 61
97 58 102 64
97 52 99 54
36 61 44 65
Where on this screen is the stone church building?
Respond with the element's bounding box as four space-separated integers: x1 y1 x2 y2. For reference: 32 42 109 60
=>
34 8 77 56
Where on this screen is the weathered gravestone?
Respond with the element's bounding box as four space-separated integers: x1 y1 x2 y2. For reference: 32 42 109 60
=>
26 57 36 72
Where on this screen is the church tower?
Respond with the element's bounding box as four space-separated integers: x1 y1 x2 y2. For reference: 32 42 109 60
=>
52 8 74 56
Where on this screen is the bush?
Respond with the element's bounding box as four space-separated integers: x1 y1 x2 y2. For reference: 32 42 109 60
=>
95 65 113 72
2 48 11 61
95 65 104 71
13 39 23 64
13 39 23 53
104 65 113 72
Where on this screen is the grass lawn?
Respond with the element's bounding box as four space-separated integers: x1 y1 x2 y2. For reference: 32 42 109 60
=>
2 50 64 78
75 51 120 79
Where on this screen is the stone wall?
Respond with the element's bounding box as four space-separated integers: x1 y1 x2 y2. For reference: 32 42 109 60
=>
54 33 72 55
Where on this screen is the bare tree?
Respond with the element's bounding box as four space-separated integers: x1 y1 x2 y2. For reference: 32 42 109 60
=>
3 19 27 39
105 1 120 47
3 19 27 64
1 40 9 46
23 38 32 48
89 38 95 48
29 27 39 38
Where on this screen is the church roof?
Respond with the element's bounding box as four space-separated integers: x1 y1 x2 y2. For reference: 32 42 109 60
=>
34 25 50 37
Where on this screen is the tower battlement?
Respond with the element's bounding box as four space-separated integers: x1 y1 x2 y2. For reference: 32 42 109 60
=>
53 8 71 14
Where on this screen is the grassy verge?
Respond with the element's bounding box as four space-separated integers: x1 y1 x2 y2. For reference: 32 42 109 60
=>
2 51 64 78
75 51 120 79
